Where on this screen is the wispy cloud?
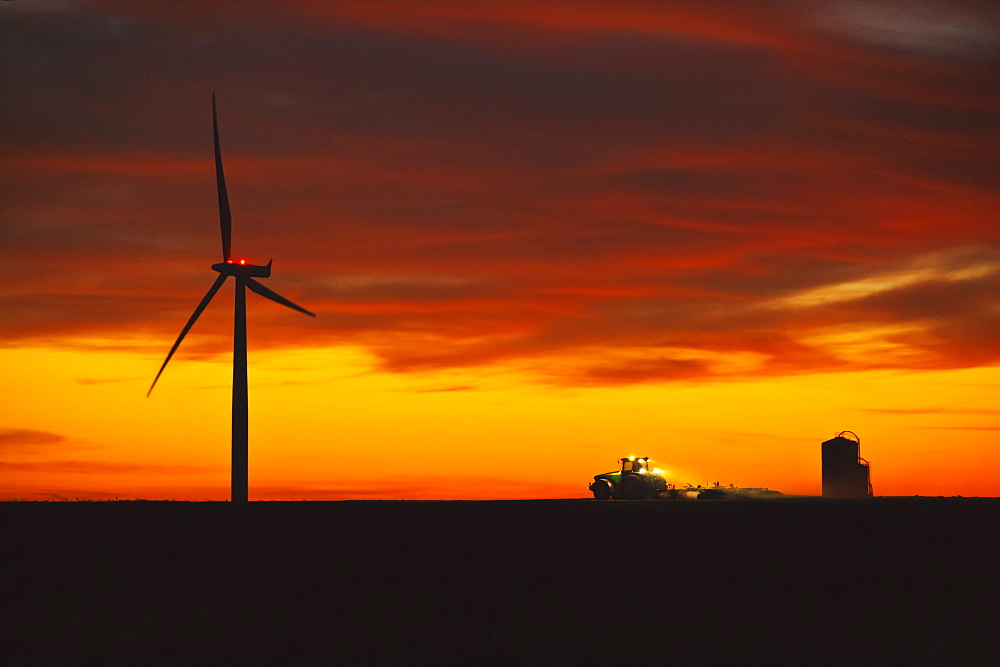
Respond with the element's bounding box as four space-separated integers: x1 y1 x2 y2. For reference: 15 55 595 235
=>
0 461 212 474
0 428 68 450
817 1 1000 60
923 426 1000 431
2 0 998 385
862 407 1000 415
253 476 584 500
413 385 477 393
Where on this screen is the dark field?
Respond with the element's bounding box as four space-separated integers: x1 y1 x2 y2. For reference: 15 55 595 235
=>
3 498 999 664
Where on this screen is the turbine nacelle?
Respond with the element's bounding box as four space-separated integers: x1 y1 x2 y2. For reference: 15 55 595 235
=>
212 258 272 278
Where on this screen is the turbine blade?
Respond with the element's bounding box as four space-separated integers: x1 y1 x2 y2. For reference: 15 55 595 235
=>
246 278 316 317
213 93 232 262
147 274 228 397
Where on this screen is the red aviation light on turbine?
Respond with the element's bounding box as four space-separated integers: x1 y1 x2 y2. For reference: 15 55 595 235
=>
212 258 270 277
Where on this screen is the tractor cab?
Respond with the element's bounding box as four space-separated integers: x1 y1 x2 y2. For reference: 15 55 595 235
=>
620 456 650 474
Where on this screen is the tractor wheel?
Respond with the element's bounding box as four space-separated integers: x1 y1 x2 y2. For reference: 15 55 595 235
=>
621 474 651 500
591 481 613 500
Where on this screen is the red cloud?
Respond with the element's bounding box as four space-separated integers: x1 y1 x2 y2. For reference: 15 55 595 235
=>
3 1 998 385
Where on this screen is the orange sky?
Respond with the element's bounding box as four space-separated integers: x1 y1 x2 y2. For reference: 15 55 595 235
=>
2 0 999 500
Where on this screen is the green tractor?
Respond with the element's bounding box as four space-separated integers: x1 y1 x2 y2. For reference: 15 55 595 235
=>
589 457 673 500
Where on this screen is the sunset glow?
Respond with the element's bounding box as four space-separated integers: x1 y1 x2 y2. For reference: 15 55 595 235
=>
2 0 998 500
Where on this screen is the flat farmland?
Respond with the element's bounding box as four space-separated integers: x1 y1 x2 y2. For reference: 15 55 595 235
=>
3 498 998 663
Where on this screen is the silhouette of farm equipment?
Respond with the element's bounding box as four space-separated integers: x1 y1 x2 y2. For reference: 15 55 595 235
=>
589 457 782 500
589 457 672 500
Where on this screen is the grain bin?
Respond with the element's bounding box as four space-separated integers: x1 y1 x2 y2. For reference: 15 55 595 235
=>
821 431 873 498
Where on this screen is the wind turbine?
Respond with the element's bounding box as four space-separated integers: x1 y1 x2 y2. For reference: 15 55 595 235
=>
148 94 315 502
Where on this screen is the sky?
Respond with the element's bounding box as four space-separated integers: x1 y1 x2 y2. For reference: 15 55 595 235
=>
1 0 998 500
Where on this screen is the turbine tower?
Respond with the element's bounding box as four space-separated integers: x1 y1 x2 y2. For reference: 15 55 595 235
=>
148 94 315 502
